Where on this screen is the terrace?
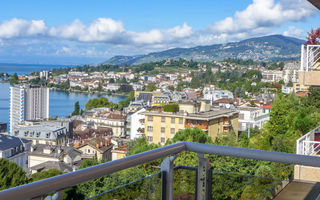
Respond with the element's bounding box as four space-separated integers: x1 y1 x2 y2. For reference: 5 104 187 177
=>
1 142 320 199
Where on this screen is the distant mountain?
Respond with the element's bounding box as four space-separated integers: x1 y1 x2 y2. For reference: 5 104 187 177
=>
104 35 305 65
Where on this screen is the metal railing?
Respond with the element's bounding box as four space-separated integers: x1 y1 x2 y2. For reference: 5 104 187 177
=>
2 142 320 200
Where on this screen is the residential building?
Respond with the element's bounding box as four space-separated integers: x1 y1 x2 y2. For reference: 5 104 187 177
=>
28 144 82 174
76 137 113 161
84 109 126 137
238 106 270 132
152 95 171 106
261 70 283 82
0 134 32 170
39 71 49 80
10 85 49 133
143 100 238 144
283 62 299 84
129 108 146 140
12 122 69 146
203 87 234 105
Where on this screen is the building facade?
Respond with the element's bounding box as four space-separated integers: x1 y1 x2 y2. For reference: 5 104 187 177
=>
143 101 238 144
0 134 32 170
10 85 49 133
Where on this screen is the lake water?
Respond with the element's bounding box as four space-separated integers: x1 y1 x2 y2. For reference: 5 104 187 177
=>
0 83 126 124
0 63 71 75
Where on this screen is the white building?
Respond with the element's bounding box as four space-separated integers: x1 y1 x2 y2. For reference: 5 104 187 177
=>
130 108 146 140
39 71 49 80
10 85 49 133
261 70 283 82
0 134 32 170
283 62 299 84
203 87 233 106
238 106 270 132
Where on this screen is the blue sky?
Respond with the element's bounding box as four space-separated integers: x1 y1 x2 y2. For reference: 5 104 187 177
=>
0 0 319 64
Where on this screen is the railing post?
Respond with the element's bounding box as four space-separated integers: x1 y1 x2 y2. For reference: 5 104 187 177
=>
161 156 176 200
197 154 206 200
205 159 212 200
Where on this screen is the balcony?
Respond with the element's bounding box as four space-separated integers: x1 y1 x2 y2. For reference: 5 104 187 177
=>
1 142 320 200
185 124 208 130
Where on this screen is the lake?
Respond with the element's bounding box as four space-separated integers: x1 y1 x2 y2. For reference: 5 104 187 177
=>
0 63 71 75
0 83 126 124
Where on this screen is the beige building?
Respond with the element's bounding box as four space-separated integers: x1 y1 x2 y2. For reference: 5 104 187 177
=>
143 101 238 144
76 138 113 161
28 144 82 174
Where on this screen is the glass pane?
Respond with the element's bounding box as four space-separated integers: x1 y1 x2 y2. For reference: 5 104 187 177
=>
87 172 162 200
173 166 197 200
211 171 287 200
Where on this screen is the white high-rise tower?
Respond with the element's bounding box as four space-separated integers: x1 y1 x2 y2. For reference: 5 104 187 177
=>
9 85 49 133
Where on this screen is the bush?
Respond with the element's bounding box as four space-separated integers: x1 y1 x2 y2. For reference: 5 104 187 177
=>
163 104 179 112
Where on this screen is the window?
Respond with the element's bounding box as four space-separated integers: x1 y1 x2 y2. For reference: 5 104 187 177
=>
161 127 165 133
148 116 153 122
171 128 175 134
24 131 28 137
179 118 183 124
36 132 40 137
161 137 165 143
239 114 244 120
87 149 90 154
171 117 175 124
147 136 153 142
147 126 153 132
161 117 165 123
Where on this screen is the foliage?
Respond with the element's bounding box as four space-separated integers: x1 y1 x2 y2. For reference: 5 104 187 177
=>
72 101 80 116
9 73 19 85
0 159 27 190
30 169 63 182
163 104 179 112
145 83 157 91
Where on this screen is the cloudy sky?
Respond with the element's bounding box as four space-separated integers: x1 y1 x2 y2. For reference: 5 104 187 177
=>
0 0 319 64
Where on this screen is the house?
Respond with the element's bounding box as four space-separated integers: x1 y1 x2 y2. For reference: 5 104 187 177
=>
237 106 270 132
0 134 32 170
28 144 82 174
77 137 113 161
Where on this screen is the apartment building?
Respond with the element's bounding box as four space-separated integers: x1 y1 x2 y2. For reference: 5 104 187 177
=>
0 134 32 170
84 108 126 137
237 106 270 132
12 123 69 146
143 100 238 144
261 70 283 82
10 85 49 133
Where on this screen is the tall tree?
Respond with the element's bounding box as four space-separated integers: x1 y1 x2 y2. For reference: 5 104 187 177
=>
0 159 27 190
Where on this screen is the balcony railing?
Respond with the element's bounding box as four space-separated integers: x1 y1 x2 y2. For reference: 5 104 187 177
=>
1 142 320 200
185 124 208 130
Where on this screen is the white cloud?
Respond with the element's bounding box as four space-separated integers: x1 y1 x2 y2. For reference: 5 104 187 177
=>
0 18 47 38
283 26 304 38
209 0 316 35
167 22 193 38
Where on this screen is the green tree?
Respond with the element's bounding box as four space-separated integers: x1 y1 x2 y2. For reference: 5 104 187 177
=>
30 169 63 182
72 101 80 116
0 159 27 190
145 83 157 92
9 73 19 85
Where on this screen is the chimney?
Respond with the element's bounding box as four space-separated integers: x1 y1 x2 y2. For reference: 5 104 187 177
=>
96 143 99 149
100 141 103 147
200 99 210 112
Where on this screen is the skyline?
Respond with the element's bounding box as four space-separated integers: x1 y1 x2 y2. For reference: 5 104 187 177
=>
0 0 319 65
